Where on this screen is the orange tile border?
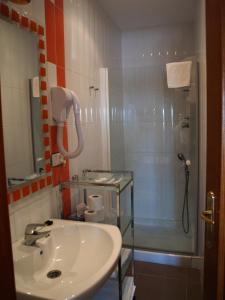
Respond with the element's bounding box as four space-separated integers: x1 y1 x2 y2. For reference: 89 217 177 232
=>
22 186 30 198
39 179 46 189
13 190 21 202
39 39 45 50
11 9 20 23
38 25 44 36
0 3 9 17
41 95 48 105
30 20 37 32
42 109 48 119
31 182 39 193
21 16 29 27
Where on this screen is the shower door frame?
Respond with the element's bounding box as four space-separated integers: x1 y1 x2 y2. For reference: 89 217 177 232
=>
203 0 225 299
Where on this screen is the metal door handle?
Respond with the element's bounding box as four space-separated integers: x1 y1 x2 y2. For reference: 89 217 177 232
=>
201 210 215 225
201 191 216 225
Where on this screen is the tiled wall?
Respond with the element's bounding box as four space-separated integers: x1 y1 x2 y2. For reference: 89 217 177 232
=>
5 0 65 242
108 61 125 170
122 24 198 228
9 186 60 243
6 0 125 241
64 0 124 180
45 0 71 217
4 0 204 247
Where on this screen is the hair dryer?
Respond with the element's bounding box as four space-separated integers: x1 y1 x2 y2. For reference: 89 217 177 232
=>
51 87 84 159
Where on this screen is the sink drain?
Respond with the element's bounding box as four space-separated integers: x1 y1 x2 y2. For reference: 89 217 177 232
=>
47 270 61 279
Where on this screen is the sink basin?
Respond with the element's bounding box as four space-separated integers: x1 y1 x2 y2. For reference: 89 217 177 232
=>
12 219 122 300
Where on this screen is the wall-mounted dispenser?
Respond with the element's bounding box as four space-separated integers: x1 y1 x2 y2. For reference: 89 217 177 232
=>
166 61 192 88
51 87 84 159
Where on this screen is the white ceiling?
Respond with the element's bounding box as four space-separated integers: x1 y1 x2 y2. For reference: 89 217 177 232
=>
97 0 197 30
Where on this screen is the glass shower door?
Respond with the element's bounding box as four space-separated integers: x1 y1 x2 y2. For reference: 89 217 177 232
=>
122 62 199 254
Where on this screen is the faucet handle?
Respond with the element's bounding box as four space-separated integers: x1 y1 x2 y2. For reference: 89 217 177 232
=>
25 220 53 235
25 223 46 235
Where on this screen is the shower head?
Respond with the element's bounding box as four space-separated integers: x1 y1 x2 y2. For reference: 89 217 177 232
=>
177 153 191 172
177 153 186 162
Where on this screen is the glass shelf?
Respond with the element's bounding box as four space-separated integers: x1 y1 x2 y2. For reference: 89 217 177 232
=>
61 170 133 194
121 216 132 236
121 249 133 281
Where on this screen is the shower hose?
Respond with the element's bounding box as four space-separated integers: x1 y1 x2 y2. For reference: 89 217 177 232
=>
182 165 190 234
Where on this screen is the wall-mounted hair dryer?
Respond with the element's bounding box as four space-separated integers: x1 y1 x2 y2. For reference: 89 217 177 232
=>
51 87 84 159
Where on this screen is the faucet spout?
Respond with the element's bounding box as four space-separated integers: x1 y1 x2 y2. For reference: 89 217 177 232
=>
24 223 51 246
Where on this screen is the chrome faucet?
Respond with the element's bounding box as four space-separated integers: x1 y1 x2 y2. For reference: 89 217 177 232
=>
24 223 51 246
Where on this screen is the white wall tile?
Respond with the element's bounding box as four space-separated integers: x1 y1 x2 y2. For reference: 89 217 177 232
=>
46 62 57 124
9 188 58 242
64 0 125 174
122 24 198 227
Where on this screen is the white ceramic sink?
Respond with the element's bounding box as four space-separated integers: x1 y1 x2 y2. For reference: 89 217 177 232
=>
12 219 122 300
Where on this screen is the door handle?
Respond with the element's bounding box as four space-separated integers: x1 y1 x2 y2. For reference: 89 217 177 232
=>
201 210 215 225
201 191 216 225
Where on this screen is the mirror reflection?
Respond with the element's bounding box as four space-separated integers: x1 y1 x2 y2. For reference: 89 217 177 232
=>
0 17 44 188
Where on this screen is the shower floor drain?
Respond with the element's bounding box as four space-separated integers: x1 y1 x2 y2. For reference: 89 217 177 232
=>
47 270 62 279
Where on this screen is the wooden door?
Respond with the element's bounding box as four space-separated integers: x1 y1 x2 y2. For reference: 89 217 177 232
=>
203 0 225 299
0 84 16 299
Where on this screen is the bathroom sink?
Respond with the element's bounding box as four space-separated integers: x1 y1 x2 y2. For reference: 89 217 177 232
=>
12 219 122 300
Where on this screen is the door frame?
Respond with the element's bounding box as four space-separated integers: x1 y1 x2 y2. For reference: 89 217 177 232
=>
218 0 225 298
204 0 225 299
0 83 16 299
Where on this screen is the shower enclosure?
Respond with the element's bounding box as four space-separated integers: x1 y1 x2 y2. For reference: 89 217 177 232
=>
121 26 199 254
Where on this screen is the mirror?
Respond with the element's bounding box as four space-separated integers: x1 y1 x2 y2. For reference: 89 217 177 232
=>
0 16 45 189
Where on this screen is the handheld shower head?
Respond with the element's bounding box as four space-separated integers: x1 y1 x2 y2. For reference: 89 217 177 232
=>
177 153 191 172
177 153 186 162
177 152 191 234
